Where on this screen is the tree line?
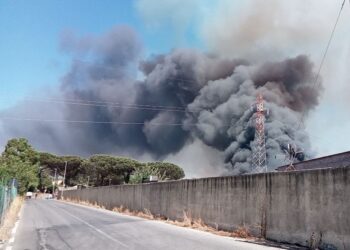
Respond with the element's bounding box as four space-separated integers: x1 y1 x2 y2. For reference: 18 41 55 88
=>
0 138 185 194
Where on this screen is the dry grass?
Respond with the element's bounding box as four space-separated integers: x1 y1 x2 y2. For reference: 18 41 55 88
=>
0 197 24 241
112 206 154 220
232 226 251 238
63 198 253 240
165 211 251 239
64 198 105 210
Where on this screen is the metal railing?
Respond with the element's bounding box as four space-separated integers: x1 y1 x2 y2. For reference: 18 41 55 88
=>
0 179 17 226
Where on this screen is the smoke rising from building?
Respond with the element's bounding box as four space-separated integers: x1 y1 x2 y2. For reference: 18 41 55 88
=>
0 26 322 175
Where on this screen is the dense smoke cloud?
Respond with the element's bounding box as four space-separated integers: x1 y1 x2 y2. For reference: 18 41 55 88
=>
185 55 319 173
135 0 350 160
0 25 322 175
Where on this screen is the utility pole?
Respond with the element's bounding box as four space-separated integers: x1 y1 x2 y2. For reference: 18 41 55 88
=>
252 94 268 173
63 161 68 188
61 161 68 200
53 168 57 198
87 176 90 188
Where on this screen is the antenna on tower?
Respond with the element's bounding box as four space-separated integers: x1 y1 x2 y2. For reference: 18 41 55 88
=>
283 144 304 171
252 94 268 173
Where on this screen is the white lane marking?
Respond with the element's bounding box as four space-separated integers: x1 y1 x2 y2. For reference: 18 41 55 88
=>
8 220 18 243
6 221 18 248
59 207 129 248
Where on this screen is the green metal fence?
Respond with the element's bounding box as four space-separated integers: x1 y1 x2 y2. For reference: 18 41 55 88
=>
0 179 17 226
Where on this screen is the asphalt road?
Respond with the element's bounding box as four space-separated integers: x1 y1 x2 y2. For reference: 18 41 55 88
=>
11 199 290 250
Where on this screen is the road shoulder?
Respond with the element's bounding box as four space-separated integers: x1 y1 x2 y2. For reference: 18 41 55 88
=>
58 199 306 250
1 200 24 250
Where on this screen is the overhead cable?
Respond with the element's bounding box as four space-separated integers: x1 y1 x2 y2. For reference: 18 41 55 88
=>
297 0 346 128
0 116 231 127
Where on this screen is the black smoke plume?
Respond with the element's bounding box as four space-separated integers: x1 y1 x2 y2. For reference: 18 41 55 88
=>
0 26 322 175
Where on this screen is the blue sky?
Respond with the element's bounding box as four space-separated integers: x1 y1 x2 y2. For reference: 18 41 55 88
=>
0 0 203 109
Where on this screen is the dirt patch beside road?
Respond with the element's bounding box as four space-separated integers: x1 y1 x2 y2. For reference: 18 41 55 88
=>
0 197 23 242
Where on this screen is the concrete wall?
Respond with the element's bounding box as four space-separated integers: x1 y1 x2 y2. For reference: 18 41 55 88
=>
62 167 350 250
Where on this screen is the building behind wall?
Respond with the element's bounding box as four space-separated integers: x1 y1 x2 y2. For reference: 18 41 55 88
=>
276 150 350 171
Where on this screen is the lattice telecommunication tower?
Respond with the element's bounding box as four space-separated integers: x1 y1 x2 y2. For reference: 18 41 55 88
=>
252 94 268 173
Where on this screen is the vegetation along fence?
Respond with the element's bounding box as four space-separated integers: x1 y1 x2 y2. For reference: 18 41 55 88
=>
0 179 17 225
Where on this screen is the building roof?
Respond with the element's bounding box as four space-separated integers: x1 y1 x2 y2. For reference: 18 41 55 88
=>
276 150 350 171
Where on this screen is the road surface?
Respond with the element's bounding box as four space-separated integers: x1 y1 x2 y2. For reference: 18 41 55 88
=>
10 199 292 250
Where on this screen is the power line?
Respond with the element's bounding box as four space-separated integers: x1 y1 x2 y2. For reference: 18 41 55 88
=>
19 97 206 113
0 58 215 114
0 116 231 127
0 57 212 112
4 75 208 113
297 0 346 129
20 98 193 113
11 71 209 112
